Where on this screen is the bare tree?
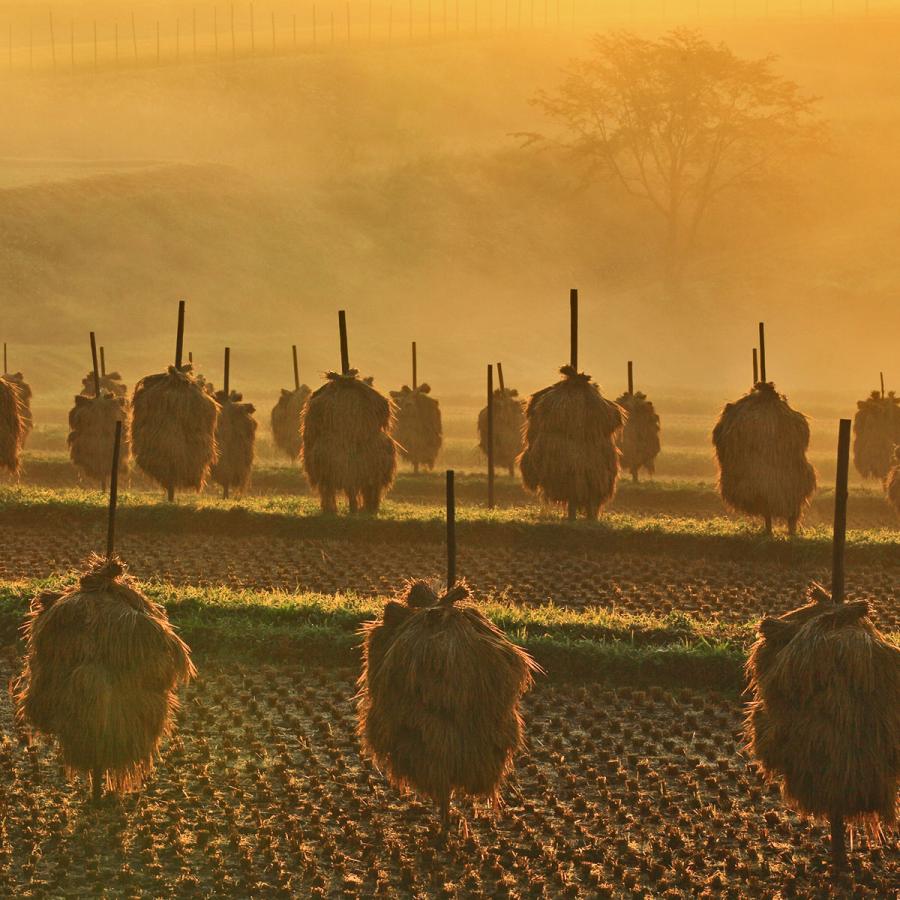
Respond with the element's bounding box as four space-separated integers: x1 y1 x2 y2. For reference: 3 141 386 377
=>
530 29 823 287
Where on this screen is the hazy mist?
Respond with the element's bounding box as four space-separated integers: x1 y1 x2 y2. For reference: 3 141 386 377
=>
1 5 897 413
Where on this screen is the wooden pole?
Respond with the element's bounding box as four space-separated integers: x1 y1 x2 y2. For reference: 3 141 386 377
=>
338 310 350 375
90 332 101 398
627 360 634 396
752 348 759 386
880 371 885 398
758 321 767 383
175 300 186 369
569 288 578 371
100 347 107 377
292 345 300 390
568 289 578 521
446 470 456 588
487 365 495 509
497 362 505 391
828 422 850 874
831 418 851 605
106 420 123 559
223 347 231 397
412 341 417 390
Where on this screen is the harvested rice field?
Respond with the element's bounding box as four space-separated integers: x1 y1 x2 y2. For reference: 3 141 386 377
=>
0 656 895 899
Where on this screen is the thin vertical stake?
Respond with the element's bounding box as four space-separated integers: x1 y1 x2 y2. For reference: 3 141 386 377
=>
487 365 495 509
497 361 505 391
338 310 350 375
292 345 300 390
570 288 578 371
880 371 885 398
106 420 123 559
223 347 231 397
175 301 186 369
627 360 634 396
446 470 456 588
832 419 851 604
758 321 767 383
100 346 106 377
412 342 417 390
90 332 101 398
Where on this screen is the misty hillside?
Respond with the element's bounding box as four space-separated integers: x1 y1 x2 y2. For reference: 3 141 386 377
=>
1 23 898 405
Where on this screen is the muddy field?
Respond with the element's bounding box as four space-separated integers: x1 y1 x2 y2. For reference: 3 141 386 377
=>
0 654 895 898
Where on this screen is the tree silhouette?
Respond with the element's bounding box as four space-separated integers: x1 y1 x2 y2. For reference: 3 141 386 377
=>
530 29 823 288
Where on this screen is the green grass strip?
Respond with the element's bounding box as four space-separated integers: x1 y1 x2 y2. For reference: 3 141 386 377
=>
2 578 894 690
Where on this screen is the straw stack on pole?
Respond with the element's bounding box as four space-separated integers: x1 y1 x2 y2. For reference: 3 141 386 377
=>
302 310 397 514
211 347 257 499
744 420 900 872
3 343 33 444
852 373 899 480
712 323 816 535
270 345 310 461
81 346 127 398
68 332 131 490
0 364 25 475
131 301 219 502
615 361 661 483
885 446 900 514
358 469 539 832
478 362 524 477
390 342 443 473
16 422 196 802
518 289 624 520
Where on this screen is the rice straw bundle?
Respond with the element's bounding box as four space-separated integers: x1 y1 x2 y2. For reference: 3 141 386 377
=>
853 390 900 480
16 554 194 797
358 581 538 828
390 384 442 472
519 366 623 519
302 369 396 513
615 390 661 482
745 583 899 839
211 390 257 497
886 447 900 514
0 375 24 473
81 371 127 399
131 365 219 500
68 393 131 487
270 386 310 460
478 387 524 477
5 372 32 442
712 382 816 534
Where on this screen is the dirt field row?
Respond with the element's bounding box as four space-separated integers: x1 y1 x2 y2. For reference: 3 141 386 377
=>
0 655 894 898
1 524 896 631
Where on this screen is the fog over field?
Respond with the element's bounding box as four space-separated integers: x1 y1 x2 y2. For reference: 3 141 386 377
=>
1 6 897 412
